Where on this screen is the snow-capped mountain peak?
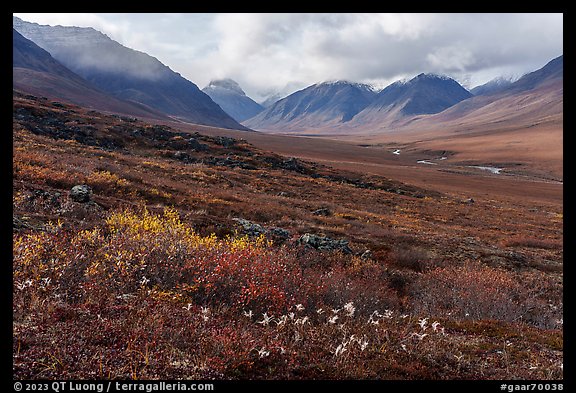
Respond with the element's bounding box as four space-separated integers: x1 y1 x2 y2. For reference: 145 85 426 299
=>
317 80 376 92
206 79 246 96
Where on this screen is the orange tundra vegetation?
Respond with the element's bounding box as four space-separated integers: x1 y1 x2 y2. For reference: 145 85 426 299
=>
13 92 562 380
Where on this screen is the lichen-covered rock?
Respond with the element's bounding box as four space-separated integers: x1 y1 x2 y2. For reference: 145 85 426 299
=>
267 227 290 241
298 233 352 254
232 218 291 243
69 184 91 203
232 218 266 237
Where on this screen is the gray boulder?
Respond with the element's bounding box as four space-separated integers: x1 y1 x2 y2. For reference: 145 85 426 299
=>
298 233 352 254
187 138 209 151
267 227 291 241
69 184 91 203
215 136 236 148
281 157 305 173
232 218 266 237
232 218 291 243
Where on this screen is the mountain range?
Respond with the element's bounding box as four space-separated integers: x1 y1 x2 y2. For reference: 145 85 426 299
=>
243 56 562 134
345 73 473 130
13 16 248 130
13 16 562 139
243 73 474 132
406 55 563 134
470 77 514 96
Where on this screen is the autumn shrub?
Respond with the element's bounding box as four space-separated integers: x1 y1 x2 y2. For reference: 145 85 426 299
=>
14 207 316 314
86 170 133 195
502 235 563 250
410 261 562 328
13 160 83 189
14 205 408 318
13 230 67 297
315 263 402 316
391 246 435 272
12 209 563 380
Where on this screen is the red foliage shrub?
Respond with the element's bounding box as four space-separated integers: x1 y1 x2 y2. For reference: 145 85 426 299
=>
409 261 561 328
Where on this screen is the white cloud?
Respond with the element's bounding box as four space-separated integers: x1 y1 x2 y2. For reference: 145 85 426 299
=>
426 46 477 72
202 13 562 98
14 13 130 41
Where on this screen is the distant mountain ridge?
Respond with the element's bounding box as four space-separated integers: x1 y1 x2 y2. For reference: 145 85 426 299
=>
505 55 563 94
13 28 85 81
243 54 562 134
243 81 377 131
401 55 563 133
13 16 248 130
244 74 472 132
470 77 514 96
354 73 472 121
259 93 285 108
13 28 170 121
202 79 264 122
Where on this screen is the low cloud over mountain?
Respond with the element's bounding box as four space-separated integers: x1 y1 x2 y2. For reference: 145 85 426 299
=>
202 79 264 122
14 16 249 130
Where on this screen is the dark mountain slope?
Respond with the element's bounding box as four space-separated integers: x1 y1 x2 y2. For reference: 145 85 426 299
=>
243 81 376 131
14 16 248 130
507 55 563 94
13 29 169 121
399 55 563 132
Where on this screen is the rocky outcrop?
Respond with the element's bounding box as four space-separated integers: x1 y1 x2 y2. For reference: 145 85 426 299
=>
298 233 352 254
267 227 291 242
232 218 291 243
261 156 311 174
233 218 267 237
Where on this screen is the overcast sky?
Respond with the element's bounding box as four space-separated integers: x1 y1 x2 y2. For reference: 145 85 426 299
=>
13 13 563 102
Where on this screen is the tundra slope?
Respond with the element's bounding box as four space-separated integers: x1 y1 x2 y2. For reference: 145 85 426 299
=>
13 93 562 379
